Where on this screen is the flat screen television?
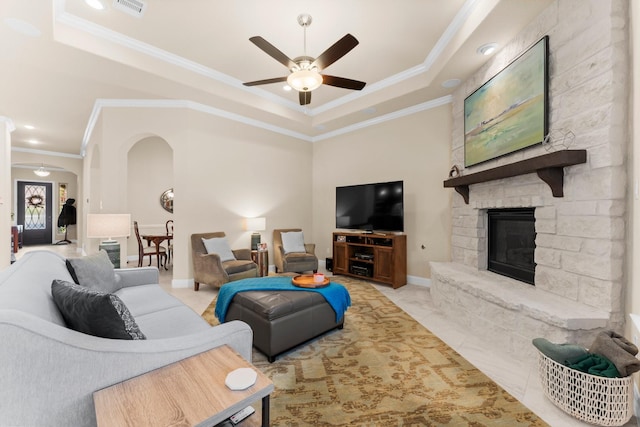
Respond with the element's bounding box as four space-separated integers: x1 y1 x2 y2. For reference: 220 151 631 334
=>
335 181 404 232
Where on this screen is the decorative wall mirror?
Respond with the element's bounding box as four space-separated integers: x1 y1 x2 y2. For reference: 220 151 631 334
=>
160 188 174 213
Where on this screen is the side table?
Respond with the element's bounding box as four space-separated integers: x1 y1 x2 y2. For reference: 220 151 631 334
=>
93 345 273 427
252 250 269 277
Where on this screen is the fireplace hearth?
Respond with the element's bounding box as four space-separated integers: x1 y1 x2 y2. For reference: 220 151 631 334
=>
487 208 536 284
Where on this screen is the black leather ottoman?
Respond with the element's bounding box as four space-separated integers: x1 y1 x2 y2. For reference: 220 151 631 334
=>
225 290 344 362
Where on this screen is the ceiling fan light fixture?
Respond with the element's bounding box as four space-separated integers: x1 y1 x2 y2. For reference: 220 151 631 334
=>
287 70 323 92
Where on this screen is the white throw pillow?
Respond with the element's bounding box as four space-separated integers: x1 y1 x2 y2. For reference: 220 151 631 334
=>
281 231 306 254
202 237 236 262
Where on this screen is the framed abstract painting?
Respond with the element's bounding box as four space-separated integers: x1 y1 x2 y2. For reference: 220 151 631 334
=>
464 36 549 167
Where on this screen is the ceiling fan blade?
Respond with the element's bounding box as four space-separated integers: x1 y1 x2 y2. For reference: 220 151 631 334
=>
311 34 359 70
321 75 366 90
243 76 288 87
299 91 311 105
249 36 296 69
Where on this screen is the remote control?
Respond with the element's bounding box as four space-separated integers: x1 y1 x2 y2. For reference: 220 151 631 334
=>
229 405 255 425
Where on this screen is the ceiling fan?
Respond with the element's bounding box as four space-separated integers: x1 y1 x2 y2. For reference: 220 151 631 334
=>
243 14 366 106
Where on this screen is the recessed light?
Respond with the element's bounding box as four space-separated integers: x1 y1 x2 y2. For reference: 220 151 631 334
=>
85 0 105 10
477 43 498 56
3 18 41 37
441 79 461 89
283 85 292 92
28 139 39 144
24 124 35 130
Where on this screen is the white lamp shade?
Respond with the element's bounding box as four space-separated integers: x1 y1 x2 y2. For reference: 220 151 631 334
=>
244 217 266 231
87 214 131 240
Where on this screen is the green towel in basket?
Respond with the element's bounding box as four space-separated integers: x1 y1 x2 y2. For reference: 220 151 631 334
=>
532 337 589 365
567 353 620 378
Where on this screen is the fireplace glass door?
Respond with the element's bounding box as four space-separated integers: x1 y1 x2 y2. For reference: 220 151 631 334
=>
487 208 536 284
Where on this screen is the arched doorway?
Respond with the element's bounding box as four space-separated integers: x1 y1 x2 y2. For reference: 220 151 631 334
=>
126 136 174 266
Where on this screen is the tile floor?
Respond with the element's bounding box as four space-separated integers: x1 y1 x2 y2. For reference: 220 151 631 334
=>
13 244 638 427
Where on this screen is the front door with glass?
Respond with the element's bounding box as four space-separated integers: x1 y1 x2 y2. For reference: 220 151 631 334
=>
17 181 53 245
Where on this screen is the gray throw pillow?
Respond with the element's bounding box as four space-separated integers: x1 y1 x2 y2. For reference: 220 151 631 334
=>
51 279 146 340
201 237 236 262
66 250 121 293
281 231 306 254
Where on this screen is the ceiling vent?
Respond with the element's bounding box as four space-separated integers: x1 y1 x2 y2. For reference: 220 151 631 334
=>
113 0 146 17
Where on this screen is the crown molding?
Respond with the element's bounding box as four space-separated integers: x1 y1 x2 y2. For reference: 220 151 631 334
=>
424 0 482 69
11 146 83 159
82 95 452 155
58 0 478 119
80 99 313 157
12 164 67 172
313 96 452 142
61 0 477 157
54 1 302 113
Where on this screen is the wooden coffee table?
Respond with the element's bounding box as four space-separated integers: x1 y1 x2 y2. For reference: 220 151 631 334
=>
93 345 274 426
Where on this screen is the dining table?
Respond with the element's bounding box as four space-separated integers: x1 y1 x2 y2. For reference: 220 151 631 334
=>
141 233 173 270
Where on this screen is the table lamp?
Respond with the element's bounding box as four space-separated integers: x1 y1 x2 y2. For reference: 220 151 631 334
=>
86 214 131 268
244 217 266 250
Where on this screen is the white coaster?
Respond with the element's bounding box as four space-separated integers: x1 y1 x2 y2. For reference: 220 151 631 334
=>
225 368 257 390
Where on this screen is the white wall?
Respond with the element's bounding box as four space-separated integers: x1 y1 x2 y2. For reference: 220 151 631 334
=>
81 99 452 286
312 104 453 281
84 107 313 286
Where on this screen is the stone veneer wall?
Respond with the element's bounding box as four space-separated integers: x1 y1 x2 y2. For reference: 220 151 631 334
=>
432 0 629 351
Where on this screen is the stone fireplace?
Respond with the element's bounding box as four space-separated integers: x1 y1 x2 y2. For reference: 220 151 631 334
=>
430 1 628 361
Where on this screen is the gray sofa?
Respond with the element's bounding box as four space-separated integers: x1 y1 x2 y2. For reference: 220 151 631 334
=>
0 250 253 427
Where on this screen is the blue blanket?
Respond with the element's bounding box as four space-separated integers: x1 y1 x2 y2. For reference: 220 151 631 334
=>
215 276 351 323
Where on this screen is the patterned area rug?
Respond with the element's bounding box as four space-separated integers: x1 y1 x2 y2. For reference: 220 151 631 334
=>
202 277 548 426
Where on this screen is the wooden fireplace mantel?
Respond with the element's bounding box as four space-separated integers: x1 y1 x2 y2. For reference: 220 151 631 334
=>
443 150 587 204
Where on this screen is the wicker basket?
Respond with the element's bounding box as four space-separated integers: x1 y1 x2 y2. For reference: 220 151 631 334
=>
536 350 633 426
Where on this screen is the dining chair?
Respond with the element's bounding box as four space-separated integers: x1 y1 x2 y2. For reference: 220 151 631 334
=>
165 220 174 264
133 221 167 268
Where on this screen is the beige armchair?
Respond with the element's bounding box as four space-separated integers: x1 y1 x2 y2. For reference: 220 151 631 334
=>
191 232 258 291
273 228 318 274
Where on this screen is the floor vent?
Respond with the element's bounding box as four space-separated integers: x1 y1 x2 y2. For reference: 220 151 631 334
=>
113 0 146 17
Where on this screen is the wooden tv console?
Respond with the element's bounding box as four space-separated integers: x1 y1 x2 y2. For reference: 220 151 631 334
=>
332 232 407 288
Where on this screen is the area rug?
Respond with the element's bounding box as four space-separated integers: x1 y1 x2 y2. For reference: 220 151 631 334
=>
202 277 548 426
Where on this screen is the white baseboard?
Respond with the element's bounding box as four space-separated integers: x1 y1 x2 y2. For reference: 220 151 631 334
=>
407 275 431 287
148 260 431 289
319 260 431 288
171 279 191 288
